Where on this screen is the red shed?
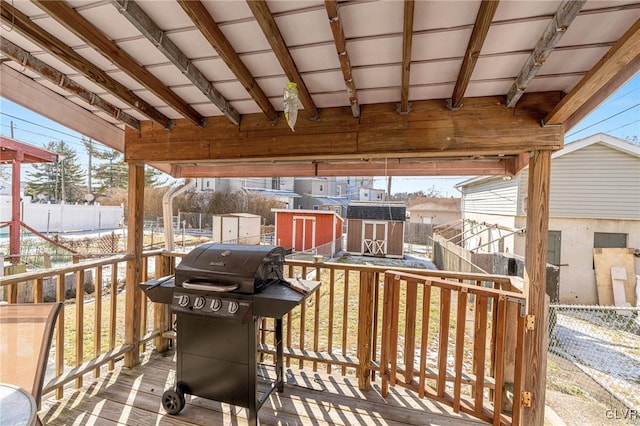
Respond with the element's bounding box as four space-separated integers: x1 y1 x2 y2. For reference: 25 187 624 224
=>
273 209 343 258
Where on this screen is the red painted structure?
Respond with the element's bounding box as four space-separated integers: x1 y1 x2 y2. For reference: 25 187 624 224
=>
0 137 58 264
273 209 343 258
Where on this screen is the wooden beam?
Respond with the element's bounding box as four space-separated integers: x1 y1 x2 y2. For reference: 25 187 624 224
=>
0 64 125 151
449 0 500 110
544 18 640 126
564 53 640 131
522 150 551 426
0 136 58 163
111 0 240 125
0 38 140 130
171 159 512 178
400 0 415 115
247 0 318 119
124 162 144 368
177 0 276 123
506 1 586 107
33 0 205 127
0 1 171 129
325 0 360 118
126 94 564 166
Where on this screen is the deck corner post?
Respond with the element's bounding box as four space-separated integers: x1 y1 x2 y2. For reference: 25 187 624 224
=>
153 253 172 352
124 162 145 368
357 270 375 390
522 150 552 426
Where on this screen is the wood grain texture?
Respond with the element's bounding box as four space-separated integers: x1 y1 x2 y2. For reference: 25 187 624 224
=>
400 0 415 114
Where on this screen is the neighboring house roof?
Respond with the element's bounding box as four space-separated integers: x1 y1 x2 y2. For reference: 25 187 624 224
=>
347 203 406 221
244 188 301 198
455 133 640 188
309 196 350 207
408 197 461 211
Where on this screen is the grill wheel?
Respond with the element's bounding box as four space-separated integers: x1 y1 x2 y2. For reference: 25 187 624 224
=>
162 387 186 415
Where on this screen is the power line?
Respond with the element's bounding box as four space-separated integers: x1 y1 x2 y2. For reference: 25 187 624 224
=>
566 102 640 138
1 112 85 141
606 119 640 134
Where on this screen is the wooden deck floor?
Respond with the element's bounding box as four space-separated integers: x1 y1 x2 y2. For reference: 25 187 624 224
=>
39 350 486 425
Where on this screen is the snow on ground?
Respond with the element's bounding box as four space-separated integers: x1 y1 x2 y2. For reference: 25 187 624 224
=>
550 310 640 411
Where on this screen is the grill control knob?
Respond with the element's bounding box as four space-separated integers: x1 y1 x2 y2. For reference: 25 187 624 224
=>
210 298 222 312
228 301 239 314
177 295 190 307
193 297 206 310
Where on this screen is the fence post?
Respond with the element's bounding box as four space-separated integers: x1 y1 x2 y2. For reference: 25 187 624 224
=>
357 270 375 390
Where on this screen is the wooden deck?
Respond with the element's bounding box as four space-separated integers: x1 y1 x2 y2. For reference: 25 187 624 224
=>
39 349 487 425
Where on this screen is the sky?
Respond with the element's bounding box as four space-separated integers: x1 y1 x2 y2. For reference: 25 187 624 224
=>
1 73 639 197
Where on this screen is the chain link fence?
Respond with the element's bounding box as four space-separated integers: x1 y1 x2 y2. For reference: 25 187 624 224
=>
548 304 640 421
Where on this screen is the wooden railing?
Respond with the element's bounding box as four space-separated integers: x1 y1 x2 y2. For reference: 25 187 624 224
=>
0 251 525 425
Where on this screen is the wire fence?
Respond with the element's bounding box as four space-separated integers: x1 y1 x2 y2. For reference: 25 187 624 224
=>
548 304 640 420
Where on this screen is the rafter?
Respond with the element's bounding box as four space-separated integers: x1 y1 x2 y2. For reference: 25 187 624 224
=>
399 0 415 115
545 18 640 126
176 0 275 122
33 0 205 127
247 0 318 119
325 0 359 118
110 0 240 125
506 0 586 107
449 0 500 110
0 38 140 131
0 1 171 128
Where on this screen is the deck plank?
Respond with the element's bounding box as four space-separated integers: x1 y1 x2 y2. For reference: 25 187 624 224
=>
39 349 486 425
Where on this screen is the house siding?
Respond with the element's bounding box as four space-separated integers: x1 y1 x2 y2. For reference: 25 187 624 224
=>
462 177 518 216
519 144 640 219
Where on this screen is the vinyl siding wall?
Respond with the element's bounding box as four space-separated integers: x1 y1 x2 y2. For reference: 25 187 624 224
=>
461 177 519 216
519 144 640 219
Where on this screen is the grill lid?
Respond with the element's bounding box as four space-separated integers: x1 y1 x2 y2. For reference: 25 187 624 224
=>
175 243 286 294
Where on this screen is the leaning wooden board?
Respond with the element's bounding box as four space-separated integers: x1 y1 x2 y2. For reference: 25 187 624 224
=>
593 248 637 306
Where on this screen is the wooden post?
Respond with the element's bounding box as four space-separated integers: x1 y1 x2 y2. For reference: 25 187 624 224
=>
153 253 172 352
124 162 145 368
357 271 374 390
522 150 551 426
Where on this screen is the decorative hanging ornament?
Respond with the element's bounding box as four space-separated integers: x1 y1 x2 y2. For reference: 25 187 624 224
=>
283 82 300 132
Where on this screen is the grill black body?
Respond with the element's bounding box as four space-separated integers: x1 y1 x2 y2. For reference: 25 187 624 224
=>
140 244 319 425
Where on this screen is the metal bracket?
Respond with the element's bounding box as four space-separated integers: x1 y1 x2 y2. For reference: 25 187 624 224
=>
526 314 535 330
522 391 532 407
505 296 527 317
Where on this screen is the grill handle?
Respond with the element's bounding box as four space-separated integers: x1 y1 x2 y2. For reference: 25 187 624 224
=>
182 281 239 292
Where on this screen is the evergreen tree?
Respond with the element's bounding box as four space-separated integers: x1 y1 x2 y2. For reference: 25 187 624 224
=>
145 165 168 187
92 148 127 194
26 141 85 203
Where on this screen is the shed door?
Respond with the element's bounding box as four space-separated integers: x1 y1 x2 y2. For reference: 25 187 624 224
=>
362 221 387 256
293 216 316 252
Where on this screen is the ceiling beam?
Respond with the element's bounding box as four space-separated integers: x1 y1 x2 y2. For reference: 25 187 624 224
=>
176 0 275 122
0 1 172 129
545 18 640 126
399 0 415 115
171 159 512 178
126 93 564 166
506 0 586 107
0 38 140 131
448 0 500 110
1 64 125 150
33 0 205 127
247 0 318 119
111 0 240 125
325 0 360 118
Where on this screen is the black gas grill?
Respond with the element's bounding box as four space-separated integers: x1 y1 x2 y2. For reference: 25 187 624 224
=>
140 243 319 425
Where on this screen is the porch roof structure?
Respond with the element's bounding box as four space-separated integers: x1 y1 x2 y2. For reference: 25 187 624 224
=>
1 2 639 425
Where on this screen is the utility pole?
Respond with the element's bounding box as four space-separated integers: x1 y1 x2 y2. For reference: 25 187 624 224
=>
87 138 93 195
59 154 66 203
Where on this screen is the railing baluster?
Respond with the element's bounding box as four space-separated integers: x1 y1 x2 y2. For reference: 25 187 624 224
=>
474 295 489 415
371 271 380 381
109 262 118 370
34 277 44 303
75 269 85 388
55 273 65 399
511 311 526 426
492 297 507 425
418 281 432 398
327 268 335 374
299 266 307 369
341 270 349 376
437 288 451 398
453 288 468 412
313 265 321 372
94 266 103 378
389 274 401 386
404 279 418 385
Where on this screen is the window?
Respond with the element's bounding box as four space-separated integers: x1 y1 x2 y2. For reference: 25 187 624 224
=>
313 205 320 210
594 232 627 248
319 184 323 192
547 231 561 266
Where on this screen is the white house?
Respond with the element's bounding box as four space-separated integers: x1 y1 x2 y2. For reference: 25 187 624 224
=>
456 133 640 305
